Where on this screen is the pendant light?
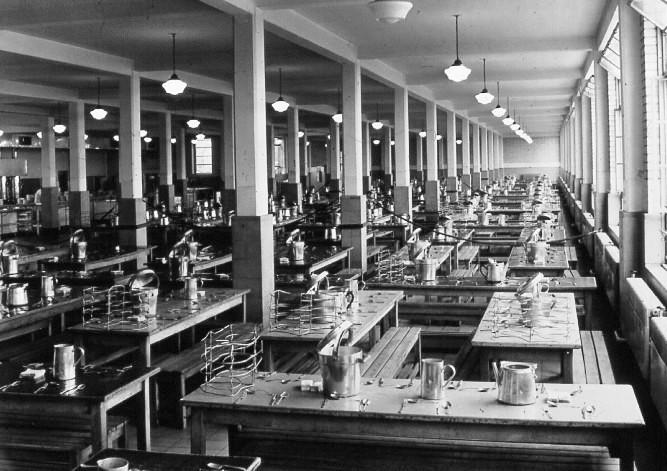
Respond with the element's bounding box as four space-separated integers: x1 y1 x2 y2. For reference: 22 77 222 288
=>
510 109 520 130
162 33 187 96
474 58 494 105
196 132 206 141
418 130 426 138
332 87 343 124
444 15 471 82
502 98 514 126
512 113 521 133
368 0 413 24
186 93 200 129
52 103 66 134
271 68 289 113
140 129 148 138
373 138 381 145
90 77 108 120
371 103 383 130
491 82 506 117
298 130 305 138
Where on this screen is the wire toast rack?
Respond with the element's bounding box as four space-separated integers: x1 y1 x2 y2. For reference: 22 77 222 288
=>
81 285 150 329
269 289 343 335
376 249 405 283
200 323 261 398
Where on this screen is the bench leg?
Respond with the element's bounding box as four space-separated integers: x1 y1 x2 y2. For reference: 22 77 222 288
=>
90 402 108 453
136 377 151 450
190 408 206 454
561 350 573 383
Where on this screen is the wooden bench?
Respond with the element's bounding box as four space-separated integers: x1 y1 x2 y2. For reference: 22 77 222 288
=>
398 301 486 325
457 245 480 269
0 332 72 363
0 412 126 470
361 327 421 379
565 245 578 269
154 342 205 428
331 268 362 281
572 330 615 384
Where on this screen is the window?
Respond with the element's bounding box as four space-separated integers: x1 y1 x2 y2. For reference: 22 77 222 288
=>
613 77 624 195
194 138 212 174
658 29 667 261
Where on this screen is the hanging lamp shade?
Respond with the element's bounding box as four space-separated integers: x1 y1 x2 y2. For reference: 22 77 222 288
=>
371 103 383 130
368 0 413 23
196 132 206 141
298 130 305 138
140 129 148 138
491 81 506 117
474 58 494 104
373 138 381 145
186 93 201 129
332 87 343 124
53 123 67 134
418 130 427 138
502 99 514 126
444 15 471 82
436 134 443 141
162 34 187 95
271 68 289 113
171 137 177 144
90 77 108 120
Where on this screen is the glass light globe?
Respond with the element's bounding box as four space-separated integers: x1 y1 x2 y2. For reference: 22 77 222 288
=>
90 107 108 120
444 59 471 82
373 139 381 145
390 140 395 146
456 139 462 145
332 112 343 124
140 129 148 138
271 97 289 113
52 123 67 134
162 74 187 95
196 132 206 141
475 89 494 105
371 120 383 130
113 134 119 142
171 137 177 144
298 131 305 138
491 105 506 117
418 130 426 138
306 141 311 146
502 116 514 126
186 118 200 129
36 131 42 139
144 137 152 143
436 134 443 141
510 122 520 131
84 134 88 140
0 129 4 137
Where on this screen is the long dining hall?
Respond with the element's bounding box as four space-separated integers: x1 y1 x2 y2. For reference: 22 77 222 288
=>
0 0 665 470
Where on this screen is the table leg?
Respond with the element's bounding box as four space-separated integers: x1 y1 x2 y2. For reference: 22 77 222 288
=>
242 295 247 323
90 402 108 453
617 431 635 471
391 303 398 327
263 342 275 371
140 338 151 368
584 292 593 330
190 408 206 454
479 349 492 381
136 377 151 451
562 350 573 383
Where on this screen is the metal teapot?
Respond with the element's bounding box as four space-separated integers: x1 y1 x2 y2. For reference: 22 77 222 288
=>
0 240 19 275
70 229 87 261
6 282 29 307
480 259 507 283
492 361 537 405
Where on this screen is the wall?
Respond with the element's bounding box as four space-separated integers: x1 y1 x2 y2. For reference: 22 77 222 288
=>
503 136 560 179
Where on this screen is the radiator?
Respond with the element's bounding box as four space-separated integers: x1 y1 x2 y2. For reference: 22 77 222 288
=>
603 245 620 310
621 278 665 379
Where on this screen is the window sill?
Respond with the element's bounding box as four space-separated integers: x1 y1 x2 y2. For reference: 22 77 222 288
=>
645 264 667 306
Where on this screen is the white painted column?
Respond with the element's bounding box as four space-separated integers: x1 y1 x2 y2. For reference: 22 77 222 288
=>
118 71 147 249
495 134 501 181
394 85 411 217
362 121 371 192
570 115 577 190
574 94 583 200
415 133 424 183
40 116 59 231
330 121 341 190
487 129 494 185
581 94 593 212
594 60 610 230
437 134 445 180
157 112 175 211
231 11 273 325
221 95 236 210
471 123 481 189
461 118 471 191
382 126 393 188
175 127 187 198
425 102 440 213
480 127 489 185
499 136 504 180
341 60 367 272
68 102 90 227
283 105 302 206
446 111 458 201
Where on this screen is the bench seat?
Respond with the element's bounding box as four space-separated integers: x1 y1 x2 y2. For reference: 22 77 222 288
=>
457 245 480 269
361 326 421 379
572 330 615 384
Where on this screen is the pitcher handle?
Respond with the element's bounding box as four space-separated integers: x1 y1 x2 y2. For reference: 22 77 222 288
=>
442 364 456 389
479 264 488 279
344 290 354 310
75 346 85 367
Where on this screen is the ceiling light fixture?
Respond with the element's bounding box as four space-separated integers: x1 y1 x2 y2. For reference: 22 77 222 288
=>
419 130 427 138
90 77 108 120
510 111 520 131
391 139 395 146
306 141 311 146
444 15 471 82
502 99 514 126
368 0 413 24
52 103 66 134
162 33 187 96
373 138 381 145
491 81 506 117
113 134 119 142
332 87 343 124
0 130 4 137
171 137 177 144
271 68 289 113
196 132 206 141
298 130 305 138
371 103 383 130
84 134 88 140
436 134 443 141
36 131 42 139
144 137 152 143
475 58 494 104
140 129 148 138
186 93 200 129
456 138 462 145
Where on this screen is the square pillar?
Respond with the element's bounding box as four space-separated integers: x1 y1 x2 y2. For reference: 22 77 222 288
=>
68 102 90 227
446 110 458 202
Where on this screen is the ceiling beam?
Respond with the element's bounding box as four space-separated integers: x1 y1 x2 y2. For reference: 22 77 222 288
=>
359 37 595 60
0 30 134 75
0 79 80 102
138 70 234 96
257 0 365 9
406 68 583 86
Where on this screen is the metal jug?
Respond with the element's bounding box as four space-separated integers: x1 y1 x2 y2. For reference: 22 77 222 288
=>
480 260 506 283
184 276 203 300
416 257 438 282
289 240 305 261
317 321 363 397
41 274 56 300
420 358 456 400
478 211 490 226
493 361 537 405
526 241 549 264
53 344 85 381
6 282 29 307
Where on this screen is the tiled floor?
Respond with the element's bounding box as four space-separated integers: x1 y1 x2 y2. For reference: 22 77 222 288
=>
125 423 229 456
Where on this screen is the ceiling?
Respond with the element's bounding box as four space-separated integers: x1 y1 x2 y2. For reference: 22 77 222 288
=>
0 0 609 139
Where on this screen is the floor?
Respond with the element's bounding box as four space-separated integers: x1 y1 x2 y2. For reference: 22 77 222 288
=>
124 199 667 469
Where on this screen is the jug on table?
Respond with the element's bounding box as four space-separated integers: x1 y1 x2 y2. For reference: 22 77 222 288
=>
420 358 456 400
317 320 363 397
480 259 507 283
492 361 537 405
53 344 85 381
526 240 549 264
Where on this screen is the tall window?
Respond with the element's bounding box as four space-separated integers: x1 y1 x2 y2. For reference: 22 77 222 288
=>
658 29 667 261
613 77 624 196
194 138 212 174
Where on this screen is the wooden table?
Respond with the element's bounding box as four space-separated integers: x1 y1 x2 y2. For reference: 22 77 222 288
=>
260 290 403 370
191 253 232 273
275 245 352 275
41 247 151 272
75 448 261 471
183 374 643 471
507 245 570 277
0 363 158 452
471 292 580 382
69 288 249 367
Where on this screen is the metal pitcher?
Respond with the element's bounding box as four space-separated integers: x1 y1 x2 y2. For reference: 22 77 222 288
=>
420 358 456 400
53 344 85 381
493 361 537 405
317 321 363 397
480 260 506 283
41 274 56 300
416 257 438 282
526 241 549 264
289 240 305 261
478 211 490 226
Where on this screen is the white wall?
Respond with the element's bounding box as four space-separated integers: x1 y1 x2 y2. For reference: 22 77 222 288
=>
503 136 560 179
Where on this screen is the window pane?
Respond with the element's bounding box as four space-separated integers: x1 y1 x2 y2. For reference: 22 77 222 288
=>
194 138 213 174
